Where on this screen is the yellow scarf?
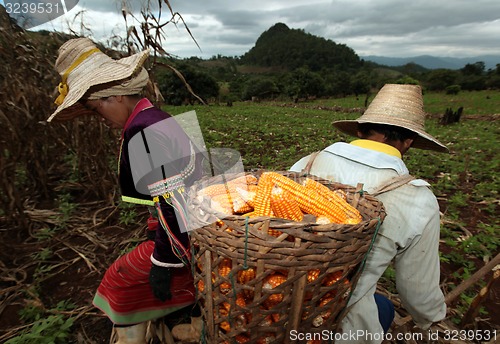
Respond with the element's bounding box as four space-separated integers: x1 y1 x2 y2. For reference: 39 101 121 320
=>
350 139 402 158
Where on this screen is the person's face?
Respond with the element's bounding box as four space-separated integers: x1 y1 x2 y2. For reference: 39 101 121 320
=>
84 96 129 129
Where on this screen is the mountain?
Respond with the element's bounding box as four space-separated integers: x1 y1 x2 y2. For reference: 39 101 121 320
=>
361 55 500 70
241 23 362 71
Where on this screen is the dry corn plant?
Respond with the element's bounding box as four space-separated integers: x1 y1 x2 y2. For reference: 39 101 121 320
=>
0 6 118 229
115 0 205 104
0 0 203 227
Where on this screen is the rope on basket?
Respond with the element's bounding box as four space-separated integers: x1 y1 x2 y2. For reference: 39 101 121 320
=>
243 216 249 270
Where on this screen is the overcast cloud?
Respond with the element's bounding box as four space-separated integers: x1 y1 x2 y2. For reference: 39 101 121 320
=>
27 0 500 59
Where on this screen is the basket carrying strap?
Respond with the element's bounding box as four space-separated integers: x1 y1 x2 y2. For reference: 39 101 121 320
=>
300 150 321 175
370 174 416 196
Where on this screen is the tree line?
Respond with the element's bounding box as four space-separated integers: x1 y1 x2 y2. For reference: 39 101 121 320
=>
153 23 500 105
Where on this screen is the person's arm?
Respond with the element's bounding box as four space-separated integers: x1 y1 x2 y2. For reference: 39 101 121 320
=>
394 193 446 329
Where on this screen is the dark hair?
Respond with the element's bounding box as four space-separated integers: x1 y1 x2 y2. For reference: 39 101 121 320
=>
358 123 417 142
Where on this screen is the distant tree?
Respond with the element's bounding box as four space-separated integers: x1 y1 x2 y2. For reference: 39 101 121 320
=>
394 76 420 85
351 71 371 97
424 69 459 91
282 67 325 101
459 74 486 91
241 76 279 100
445 85 461 95
461 62 485 76
158 63 219 105
485 64 500 89
323 70 351 97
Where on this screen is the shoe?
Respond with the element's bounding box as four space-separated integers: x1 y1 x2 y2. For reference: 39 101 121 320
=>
171 316 203 342
114 323 147 344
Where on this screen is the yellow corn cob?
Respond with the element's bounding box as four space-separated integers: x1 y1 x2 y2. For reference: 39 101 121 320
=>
253 173 274 216
235 186 257 208
218 258 232 294
264 172 347 223
307 269 321 283
262 273 287 308
231 174 258 185
303 178 362 224
199 174 257 197
211 194 233 214
199 183 229 197
237 267 256 284
211 192 253 214
270 185 304 222
232 194 253 214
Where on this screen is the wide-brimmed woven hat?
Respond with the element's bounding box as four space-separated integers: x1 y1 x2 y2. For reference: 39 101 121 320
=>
333 84 448 153
47 37 150 122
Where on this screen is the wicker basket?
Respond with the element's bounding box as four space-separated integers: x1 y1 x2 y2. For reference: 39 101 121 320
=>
188 171 386 344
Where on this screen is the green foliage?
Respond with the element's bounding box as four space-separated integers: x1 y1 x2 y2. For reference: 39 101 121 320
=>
9 301 76 344
445 84 461 95
281 67 326 100
5 315 74 344
119 202 139 226
241 75 279 100
56 192 76 228
156 62 219 105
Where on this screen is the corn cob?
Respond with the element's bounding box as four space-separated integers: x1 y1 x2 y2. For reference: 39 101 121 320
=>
210 194 233 214
237 267 256 284
235 186 257 208
197 279 204 293
218 258 232 294
211 191 253 214
303 178 362 224
199 174 257 197
264 172 347 223
312 293 336 327
218 302 231 332
232 193 253 214
253 173 274 216
307 269 321 283
262 273 287 308
322 270 343 286
199 183 230 197
270 185 304 222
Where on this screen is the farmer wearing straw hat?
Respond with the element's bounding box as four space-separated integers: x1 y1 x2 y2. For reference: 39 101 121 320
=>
290 84 448 343
48 38 204 343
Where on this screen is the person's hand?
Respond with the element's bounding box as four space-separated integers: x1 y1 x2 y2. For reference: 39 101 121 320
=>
149 264 172 301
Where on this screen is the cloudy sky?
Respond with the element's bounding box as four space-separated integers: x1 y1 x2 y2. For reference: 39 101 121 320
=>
9 0 500 59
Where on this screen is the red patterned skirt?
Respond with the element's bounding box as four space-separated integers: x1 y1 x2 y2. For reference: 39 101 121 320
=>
92 241 195 325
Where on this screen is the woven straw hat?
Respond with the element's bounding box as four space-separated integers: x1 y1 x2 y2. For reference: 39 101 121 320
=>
47 38 150 122
333 84 448 153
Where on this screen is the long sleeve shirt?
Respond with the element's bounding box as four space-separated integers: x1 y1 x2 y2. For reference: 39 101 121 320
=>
290 140 446 343
119 98 204 266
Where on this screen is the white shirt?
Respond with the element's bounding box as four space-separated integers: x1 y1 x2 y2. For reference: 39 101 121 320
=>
290 142 446 343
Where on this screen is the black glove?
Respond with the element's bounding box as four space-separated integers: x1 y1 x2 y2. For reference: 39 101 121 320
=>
149 264 172 301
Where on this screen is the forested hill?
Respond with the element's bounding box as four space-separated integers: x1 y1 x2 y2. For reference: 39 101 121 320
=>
241 23 362 71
